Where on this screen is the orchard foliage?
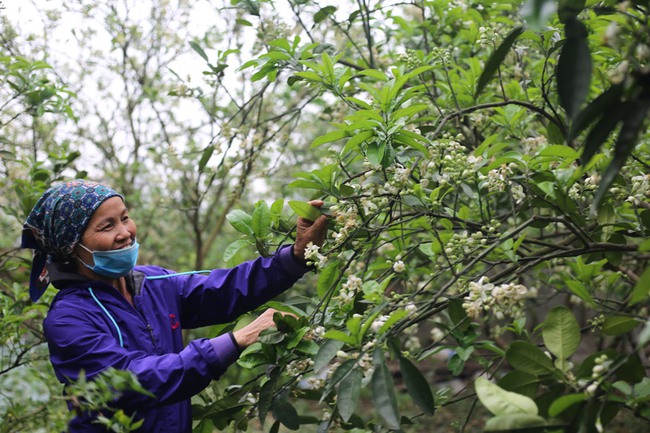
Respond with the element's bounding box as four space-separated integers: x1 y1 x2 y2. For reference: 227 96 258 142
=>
197 0 650 432
0 0 648 432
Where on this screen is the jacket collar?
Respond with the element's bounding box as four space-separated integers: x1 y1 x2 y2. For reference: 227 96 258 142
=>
47 263 145 296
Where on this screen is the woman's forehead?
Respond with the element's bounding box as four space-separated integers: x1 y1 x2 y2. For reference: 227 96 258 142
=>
88 196 127 222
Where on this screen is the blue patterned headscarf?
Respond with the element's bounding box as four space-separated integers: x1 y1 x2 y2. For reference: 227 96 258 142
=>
21 179 122 301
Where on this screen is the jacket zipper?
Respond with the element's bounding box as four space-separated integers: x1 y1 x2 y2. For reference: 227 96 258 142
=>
146 323 156 346
121 291 156 348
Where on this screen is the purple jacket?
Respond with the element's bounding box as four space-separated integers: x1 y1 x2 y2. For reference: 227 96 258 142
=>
43 246 309 432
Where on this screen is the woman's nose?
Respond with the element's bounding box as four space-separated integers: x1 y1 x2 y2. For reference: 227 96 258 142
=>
117 222 133 239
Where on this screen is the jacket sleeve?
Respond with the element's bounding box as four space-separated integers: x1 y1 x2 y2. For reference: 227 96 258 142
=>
173 245 311 328
44 307 239 408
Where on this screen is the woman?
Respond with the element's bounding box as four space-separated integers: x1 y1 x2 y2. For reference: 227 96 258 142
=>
21 179 328 432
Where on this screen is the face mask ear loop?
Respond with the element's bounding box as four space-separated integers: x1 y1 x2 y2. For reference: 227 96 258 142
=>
78 243 93 253
88 287 124 348
75 243 94 269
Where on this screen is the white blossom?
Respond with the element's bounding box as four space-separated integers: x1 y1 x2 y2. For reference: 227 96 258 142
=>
430 327 445 343
371 315 389 332
511 184 525 204
626 174 650 205
405 335 421 351
304 242 328 268
405 303 417 314
462 277 537 323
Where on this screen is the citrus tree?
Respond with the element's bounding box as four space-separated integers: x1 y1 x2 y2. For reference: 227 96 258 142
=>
1 0 649 432
189 0 650 432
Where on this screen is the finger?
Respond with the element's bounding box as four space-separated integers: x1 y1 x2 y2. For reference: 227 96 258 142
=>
308 199 324 207
303 215 329 233
313 214 329 227
271 309 298 318
298 213 329 229
262 308 279 318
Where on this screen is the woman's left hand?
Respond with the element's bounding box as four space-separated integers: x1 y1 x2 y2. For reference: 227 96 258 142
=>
293 200 329 262
232 309 295 349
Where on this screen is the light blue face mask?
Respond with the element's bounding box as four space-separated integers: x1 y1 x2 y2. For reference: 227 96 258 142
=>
78 240 140 278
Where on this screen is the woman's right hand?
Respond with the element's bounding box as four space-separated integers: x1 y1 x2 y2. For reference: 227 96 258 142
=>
232 308 293 349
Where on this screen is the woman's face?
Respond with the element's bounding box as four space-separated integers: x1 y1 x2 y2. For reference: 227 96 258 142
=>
73 196 137 268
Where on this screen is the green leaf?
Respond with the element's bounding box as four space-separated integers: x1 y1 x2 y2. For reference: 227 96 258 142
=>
390 104 428 121
371 348 400 429
350 109 384 123
484 414 548 431
343 130 374 154
639 321 650 347
295 339 319 355
323 329 356 345
558 0 586 23
288 200 322 221
226 210 254 236
337 368 362 422
381 142 396 168
522 0 557 30
394 130 428 154
345 315 362 337
546 121 565 144
580 100 624 166
237 343 272 369
293 71 323 82
287 179 322 190
259 376 277 426
189 41 209 61
475 26 524 98
569 84 623 144
618 354 646 385
311 129 348 147
506 342 557 376
376 308 407 335
557 17 592 121
317 261 340 299
475 377 539 416
359 68 389 81
629 266 650 306
236 18 253 26
548 393 587 417
321 52 334 79
538 145 579 161
638 239 650 252
198 145 214 173
602 315 642 336
367 141 385 165
542 306 581 361
448 298 470 331
497 371 540 398
223 239 250 264
565 280 595 307
269 198 284 218
252 201 271 239
399 356 435 416
592 98 650 211
403 65 433 79
272 399 300 430
261 51 292 62
322 359 356 401
313 6 336 24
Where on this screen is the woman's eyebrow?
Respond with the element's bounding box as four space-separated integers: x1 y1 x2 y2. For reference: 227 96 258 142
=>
95 216 116 226
94 208 129 226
